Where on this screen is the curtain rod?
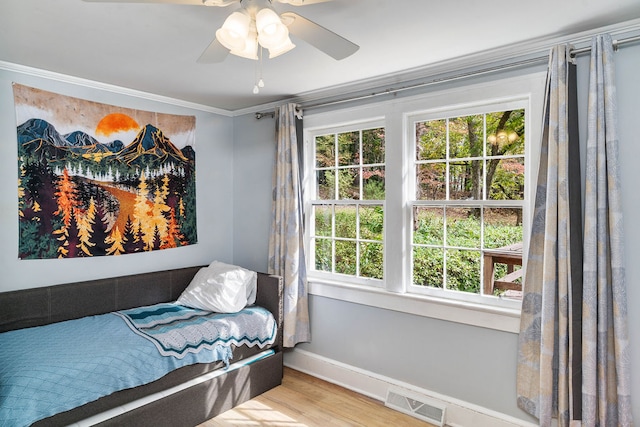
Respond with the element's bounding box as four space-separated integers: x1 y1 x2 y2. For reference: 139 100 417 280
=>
570 34 640 55
255 33 640 118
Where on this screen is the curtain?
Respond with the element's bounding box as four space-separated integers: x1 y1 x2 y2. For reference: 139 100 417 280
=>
268 103 311 348
517 34 634 427
581 34 633 427
516 43 583 426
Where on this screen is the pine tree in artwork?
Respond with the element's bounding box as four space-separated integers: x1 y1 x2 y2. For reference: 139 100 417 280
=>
52 168 81 257
53 168 79 228
134 220 147 252
151 225 162 251
106 225 126 256
133 173 154 250
122 215 138 253
176 197 191 245
76 198 97 257
55 211 82 258
66 212 81 258
161 174 170 200
161 207 185 249
18 167 25 219
151 183 170 242
89 201 110 257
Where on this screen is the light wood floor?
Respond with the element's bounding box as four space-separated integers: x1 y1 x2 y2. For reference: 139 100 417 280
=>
201 367 436 427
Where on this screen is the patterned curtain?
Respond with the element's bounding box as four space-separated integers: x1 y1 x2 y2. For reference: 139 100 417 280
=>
268 103 311 348
581 34 633 427
518 35 634 426
516 43 583 426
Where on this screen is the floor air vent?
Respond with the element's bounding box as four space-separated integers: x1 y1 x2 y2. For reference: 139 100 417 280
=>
385 387 446 426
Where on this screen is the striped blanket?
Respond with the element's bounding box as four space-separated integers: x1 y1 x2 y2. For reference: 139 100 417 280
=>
115 303 277 364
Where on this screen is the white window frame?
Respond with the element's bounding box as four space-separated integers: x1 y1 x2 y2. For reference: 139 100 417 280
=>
306 119 386 288
406 99 529 311
303 72 546 333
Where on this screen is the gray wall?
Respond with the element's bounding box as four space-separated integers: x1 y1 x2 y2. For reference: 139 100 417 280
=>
231 112 275 273
231 40 640 423
0 68 235 292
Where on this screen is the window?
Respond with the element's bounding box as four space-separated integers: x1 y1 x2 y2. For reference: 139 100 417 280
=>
308 123 385 283
303 73 545 331
408 105 526 304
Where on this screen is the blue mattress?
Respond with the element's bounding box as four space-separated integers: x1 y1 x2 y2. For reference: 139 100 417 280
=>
0 304 276 427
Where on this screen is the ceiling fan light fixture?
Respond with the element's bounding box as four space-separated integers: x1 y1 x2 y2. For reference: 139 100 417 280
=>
255 8 282 34
215 10 251 51
255 8 291 50
230 25 259 60
257 25 291 50
268 37 295 58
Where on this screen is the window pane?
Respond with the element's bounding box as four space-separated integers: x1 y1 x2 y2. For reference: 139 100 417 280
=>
363 166 385 200
360 205 384 241
486 110 525 156
449 115 483 159
416 119 446 160
338 131 359 166
310 124 386 283
314 205 332 237
315 134 335 168
413 207 444 245
316 170 335 199
446 249 480 294
413 247 444 287
335 240 357 275
487 158 524 200
446 207 481 248
338 168 360 200
335 205 356 239
449 160 482 200
417 162 446 200
484 208 523 249
314 238 332 272
360 242 383 279
362 128 385 164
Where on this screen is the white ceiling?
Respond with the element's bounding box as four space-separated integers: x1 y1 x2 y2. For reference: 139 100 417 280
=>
2 0 640 112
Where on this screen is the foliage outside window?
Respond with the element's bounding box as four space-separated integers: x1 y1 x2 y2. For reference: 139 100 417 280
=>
410 108 525 299
310 126 385 281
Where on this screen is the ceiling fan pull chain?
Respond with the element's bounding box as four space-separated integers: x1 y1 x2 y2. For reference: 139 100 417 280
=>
258 46 265 88
253 46 265 94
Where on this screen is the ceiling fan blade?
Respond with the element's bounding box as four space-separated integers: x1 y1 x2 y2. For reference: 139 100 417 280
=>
82 0 236 6
281 12 358 60
197 38 230 63
275 0 333 5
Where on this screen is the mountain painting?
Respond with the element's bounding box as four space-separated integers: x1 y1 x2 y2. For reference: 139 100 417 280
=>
14 83 197 259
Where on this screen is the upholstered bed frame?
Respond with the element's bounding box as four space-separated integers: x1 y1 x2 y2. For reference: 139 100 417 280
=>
0 265 284 427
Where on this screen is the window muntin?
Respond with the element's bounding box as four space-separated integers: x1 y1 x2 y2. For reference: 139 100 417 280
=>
410 107 525 301
309 125 385 282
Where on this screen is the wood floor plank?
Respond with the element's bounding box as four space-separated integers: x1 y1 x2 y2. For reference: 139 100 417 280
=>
200 367 435 427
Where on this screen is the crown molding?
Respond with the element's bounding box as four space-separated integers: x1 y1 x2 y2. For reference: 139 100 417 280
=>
0 60 234 117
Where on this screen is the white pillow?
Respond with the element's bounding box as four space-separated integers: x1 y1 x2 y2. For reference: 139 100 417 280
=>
176 261 257 313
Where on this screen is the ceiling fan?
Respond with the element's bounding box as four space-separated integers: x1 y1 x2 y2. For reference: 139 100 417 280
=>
82 0 360 64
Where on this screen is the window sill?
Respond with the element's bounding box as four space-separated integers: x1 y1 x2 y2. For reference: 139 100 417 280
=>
308 278 522 333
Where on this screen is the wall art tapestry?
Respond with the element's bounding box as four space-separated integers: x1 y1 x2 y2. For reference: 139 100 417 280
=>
14 83 197 259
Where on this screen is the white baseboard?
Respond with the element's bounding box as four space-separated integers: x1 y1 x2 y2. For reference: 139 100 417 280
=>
284 348 537 427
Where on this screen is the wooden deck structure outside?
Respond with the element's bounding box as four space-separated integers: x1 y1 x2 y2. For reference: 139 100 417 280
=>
483 242 523 298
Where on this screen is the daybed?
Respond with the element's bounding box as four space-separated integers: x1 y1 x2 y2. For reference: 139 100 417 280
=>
0 265 284 427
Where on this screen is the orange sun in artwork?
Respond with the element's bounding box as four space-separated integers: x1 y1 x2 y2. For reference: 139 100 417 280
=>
95 113 140 137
